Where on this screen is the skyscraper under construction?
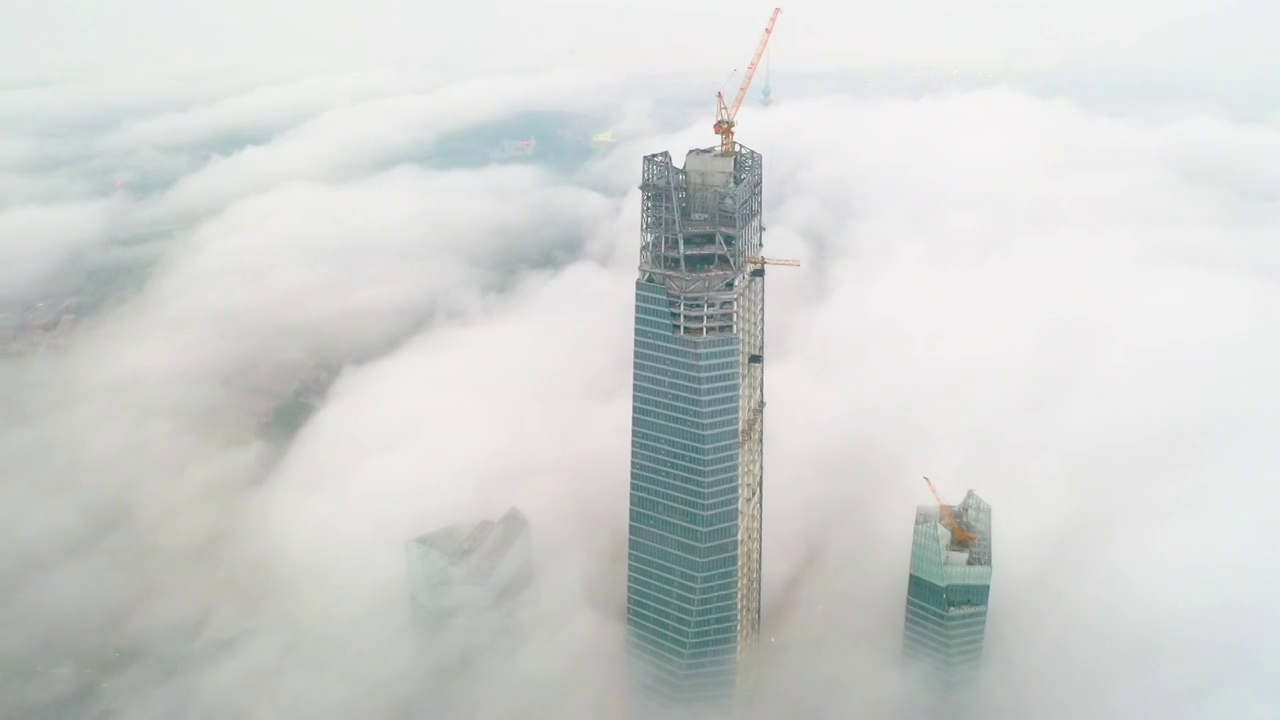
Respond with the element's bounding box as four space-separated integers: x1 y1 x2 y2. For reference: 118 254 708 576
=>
902 484 993 699
625 143 767 716
625 10 780 716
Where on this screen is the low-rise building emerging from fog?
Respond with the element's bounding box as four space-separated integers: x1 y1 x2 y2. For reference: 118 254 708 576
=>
902 489 993 698
405 506 533 654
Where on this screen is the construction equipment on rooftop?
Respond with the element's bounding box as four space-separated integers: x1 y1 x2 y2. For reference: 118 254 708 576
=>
714 7 782 155
923 476 977 546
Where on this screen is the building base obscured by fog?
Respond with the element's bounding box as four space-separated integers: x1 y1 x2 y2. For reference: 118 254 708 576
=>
404 507 534 673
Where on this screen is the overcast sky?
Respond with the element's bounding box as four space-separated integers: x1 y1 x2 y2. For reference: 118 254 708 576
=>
3 0 1277 91
2 1 1278 718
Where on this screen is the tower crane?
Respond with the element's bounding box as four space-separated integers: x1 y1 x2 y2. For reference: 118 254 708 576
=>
714 7 782 155
922 476 977 546
744 256 799 267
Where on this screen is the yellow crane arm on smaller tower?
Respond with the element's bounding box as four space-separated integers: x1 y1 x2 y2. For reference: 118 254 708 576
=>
923 476 976 546
714 8 782 155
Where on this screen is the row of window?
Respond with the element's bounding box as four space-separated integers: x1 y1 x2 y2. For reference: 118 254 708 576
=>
633 339 740 370
629 541 739 575
632 355 735 384
632 361 695 383
630 468 740 500
630 508 738 546
629 549 737 587
633 315 686 344
633 424 737 460
907 575 991 609
631 476 738 508
635 351 738 381
628 562 738 600
905 602 988 630
904 606 988 639
632 526 738 562
636 326 738 353
628 609 738 659
632 503 736 534
633 404 738 438
635 301 673 317
633 375 735 400
632 444 737 475
632 391 738 424
631 492 737 524
630 446 739 480
628 590 736 630
633 383 739 412
630 466 740 501
624 584 737 617
633 417 735 448
635 368 738 400
628 574 737 610
633 359 739 384
635 281 673 300
635 315 680 335
630 377 720 403
901 589 988 617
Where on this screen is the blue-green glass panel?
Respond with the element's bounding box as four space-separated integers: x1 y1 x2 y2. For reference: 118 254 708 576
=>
626 279 743 706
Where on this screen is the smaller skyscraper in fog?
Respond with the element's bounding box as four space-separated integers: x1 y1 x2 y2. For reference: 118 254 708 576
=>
405 506 533 647
901 488 993 696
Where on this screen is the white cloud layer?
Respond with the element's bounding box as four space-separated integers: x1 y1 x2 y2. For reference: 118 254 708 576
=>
2 63 1278 720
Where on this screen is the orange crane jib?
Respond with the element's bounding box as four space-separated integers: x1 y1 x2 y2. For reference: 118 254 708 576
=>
922 476 977 546
714 7 782 155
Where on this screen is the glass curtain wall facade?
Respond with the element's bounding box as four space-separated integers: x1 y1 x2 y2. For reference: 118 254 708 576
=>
902 490 993 697
627 145 765 717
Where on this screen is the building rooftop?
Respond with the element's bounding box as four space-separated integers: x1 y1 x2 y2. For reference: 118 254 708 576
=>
409 507 530 585
910 490 993 586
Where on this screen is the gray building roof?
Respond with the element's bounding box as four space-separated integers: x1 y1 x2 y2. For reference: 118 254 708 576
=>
409 507 529 585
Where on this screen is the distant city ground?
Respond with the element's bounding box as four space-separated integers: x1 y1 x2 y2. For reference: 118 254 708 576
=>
3 105 633 708
1 107 623 442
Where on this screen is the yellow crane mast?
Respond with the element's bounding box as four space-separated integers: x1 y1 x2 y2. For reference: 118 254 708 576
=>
714 7 782 155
